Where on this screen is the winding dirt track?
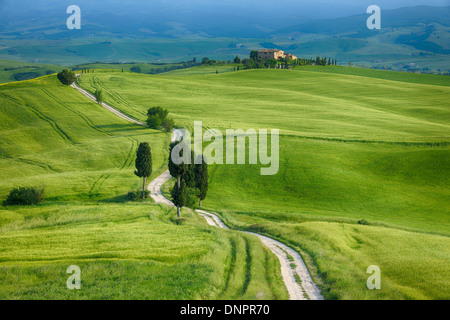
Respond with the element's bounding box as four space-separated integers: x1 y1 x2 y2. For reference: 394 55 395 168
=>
71 79 323 300
71 81 146 126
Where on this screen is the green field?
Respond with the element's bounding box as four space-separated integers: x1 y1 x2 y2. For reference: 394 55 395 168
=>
0 74 287 300
71 61 199 75
0 203 287 299
0 59 62 84
0 75 169 201
0 65 448 299
77 67 450 299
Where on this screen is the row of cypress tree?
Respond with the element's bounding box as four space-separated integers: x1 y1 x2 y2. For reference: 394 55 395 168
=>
134 141 209 217
168 141 208 218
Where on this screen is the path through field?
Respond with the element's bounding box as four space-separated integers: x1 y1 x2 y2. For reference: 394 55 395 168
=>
151 130 323 301
71 80 146 126
71 78 323 300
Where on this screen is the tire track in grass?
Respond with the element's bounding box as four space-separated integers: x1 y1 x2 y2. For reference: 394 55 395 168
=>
220 238 236 298
71 79 146 126
241 237 252 296
95 173 111 191
263 247 282 300
0 155 58 173
88 173 111 195
26 105 75 145
120 138 138 170
41 89 112 137
0 91 74 147
94 77 145 119
0 92 21 105
144 128 323 300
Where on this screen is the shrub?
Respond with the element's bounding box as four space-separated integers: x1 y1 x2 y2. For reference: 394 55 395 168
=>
130 66 141 73
126 190 150 201
146 106 173 130
358 219 369 225
147 114 162 128
94 89 103 103
161 118 175 132
4 187 44 206
57 69 76 85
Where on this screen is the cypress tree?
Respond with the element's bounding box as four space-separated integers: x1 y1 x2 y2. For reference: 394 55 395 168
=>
168 141 189 217
194 155 209 207
134 142 152 200
181 152 196 188
171 180 187 209
57 69 76 86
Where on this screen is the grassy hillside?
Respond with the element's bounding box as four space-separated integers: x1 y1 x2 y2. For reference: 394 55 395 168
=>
162 64 240 76
0 75 288 300
0 75 170 201
0 59 62 84
78 67 450 299
71 61 199 75
79 67 449 143
0 203 287 299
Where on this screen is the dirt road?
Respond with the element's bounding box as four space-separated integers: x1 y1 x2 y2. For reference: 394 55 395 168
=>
151 131 323 300
71 81 146 126
71 79 323 300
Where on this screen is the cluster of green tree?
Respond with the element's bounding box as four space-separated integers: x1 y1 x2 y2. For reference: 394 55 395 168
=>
147 61 201 74
146 107 174 133
201 57 216 65
79 69 102 74
4 66 38 71
200 57 241 66
133 140 209 217
237 51 338 70
74 61 203 75
293 57 338 66
57 69 76 85
94 89 103 104
3 186 44 206
13 72 40 81
130 66 141 73
169 142 209 217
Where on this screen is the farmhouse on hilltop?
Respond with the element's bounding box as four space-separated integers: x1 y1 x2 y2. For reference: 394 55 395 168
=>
258 49 297 61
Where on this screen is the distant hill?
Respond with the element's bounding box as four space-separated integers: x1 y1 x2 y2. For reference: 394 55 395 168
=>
0 4 448 73
267 6 450 73
274 6 450 36
0 59 62 83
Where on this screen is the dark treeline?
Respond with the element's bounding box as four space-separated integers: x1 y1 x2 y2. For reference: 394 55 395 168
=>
74 59 202 75
239 50 337 69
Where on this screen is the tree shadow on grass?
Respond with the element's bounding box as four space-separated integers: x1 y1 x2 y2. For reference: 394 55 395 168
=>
99 193 155 204
96 124 160 133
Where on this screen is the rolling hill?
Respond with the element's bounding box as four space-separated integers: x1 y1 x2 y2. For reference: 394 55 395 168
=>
0 74 288 300
0 4 448 73
77 67 450 299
